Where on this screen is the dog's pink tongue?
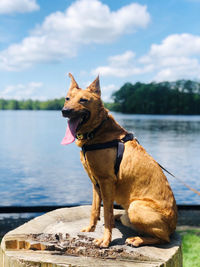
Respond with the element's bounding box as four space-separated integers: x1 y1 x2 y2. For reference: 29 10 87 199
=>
61 118 80 145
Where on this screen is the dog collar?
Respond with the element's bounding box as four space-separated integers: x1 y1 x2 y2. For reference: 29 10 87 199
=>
76 118 108 140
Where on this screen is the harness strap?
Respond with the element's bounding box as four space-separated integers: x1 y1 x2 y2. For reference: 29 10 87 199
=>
82 133 134 176
82 139 118 156
115 142 125 174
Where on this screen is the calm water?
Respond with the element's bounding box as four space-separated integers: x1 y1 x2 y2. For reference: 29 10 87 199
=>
0 110 200 206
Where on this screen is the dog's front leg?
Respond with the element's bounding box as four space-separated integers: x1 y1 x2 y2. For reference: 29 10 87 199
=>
81 183 101 232
94 179 114 248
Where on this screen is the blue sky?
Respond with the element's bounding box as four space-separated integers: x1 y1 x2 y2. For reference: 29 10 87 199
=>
0 0 200 101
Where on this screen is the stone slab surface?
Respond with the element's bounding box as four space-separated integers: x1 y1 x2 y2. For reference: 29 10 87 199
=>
0 205 182 267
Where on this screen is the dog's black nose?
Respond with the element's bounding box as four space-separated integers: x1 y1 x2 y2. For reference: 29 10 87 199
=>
62 107 73 117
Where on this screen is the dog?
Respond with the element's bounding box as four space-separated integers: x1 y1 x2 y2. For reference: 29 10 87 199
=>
61 73 177 248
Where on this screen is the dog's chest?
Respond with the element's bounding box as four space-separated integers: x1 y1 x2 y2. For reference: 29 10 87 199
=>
80 149 117 181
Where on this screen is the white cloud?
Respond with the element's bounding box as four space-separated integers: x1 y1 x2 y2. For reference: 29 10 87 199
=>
0 0 150 71
93 34 200 82
140 34 200 62
153 57 200 81
108 51 136 67
92 50 152 77
140 33 200 81
0 82 43 100
0 0 39 14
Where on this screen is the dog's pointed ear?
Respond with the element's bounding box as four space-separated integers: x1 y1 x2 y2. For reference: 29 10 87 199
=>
87 75 101 96
68 73 79 91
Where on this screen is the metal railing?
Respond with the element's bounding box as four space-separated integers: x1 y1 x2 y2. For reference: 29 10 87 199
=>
0 204 200 213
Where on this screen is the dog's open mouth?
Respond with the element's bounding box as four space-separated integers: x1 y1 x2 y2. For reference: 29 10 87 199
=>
61 111 90 145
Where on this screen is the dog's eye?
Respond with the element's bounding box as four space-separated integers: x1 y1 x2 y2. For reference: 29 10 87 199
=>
65 97 70 101
79 98 88 103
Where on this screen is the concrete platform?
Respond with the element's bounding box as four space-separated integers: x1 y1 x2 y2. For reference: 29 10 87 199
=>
0 205 182 267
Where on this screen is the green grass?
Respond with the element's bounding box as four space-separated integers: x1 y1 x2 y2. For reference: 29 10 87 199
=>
178 229 200 267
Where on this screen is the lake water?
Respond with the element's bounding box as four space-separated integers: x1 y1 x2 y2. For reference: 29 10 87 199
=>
0 110 200 206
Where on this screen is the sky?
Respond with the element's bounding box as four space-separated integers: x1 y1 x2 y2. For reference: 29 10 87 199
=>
0 0 200 101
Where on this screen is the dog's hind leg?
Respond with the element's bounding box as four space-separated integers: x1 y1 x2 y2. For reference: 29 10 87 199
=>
125 200 171 247
81 184 101 232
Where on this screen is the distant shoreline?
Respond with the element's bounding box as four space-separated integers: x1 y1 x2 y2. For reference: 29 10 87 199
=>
1 79 200 115
1 109 200 117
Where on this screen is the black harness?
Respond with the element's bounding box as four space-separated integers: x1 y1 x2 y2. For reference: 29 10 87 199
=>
76 118 137 186
82 133 135 175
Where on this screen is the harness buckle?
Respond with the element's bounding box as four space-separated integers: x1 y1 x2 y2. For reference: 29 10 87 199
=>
76 133 84 140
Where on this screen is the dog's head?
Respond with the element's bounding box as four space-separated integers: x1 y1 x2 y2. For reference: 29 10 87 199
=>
61 73 107 145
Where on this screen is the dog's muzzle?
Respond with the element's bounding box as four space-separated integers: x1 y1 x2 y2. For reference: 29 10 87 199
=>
62 107 74 118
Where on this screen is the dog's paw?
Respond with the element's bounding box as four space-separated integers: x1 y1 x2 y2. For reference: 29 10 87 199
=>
93 237 110 248
81 225 95 232
125 236 143 247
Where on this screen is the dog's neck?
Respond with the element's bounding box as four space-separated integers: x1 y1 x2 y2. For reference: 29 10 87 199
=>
75 113 128 147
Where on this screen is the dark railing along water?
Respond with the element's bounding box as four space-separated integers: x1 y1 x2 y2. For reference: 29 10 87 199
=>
0 204 200 214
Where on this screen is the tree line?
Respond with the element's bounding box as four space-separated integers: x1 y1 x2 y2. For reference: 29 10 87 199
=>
0 98 65 110
1 80 200 114
108 80 200 114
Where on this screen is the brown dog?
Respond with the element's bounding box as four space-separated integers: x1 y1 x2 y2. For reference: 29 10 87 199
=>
61 73 177 248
